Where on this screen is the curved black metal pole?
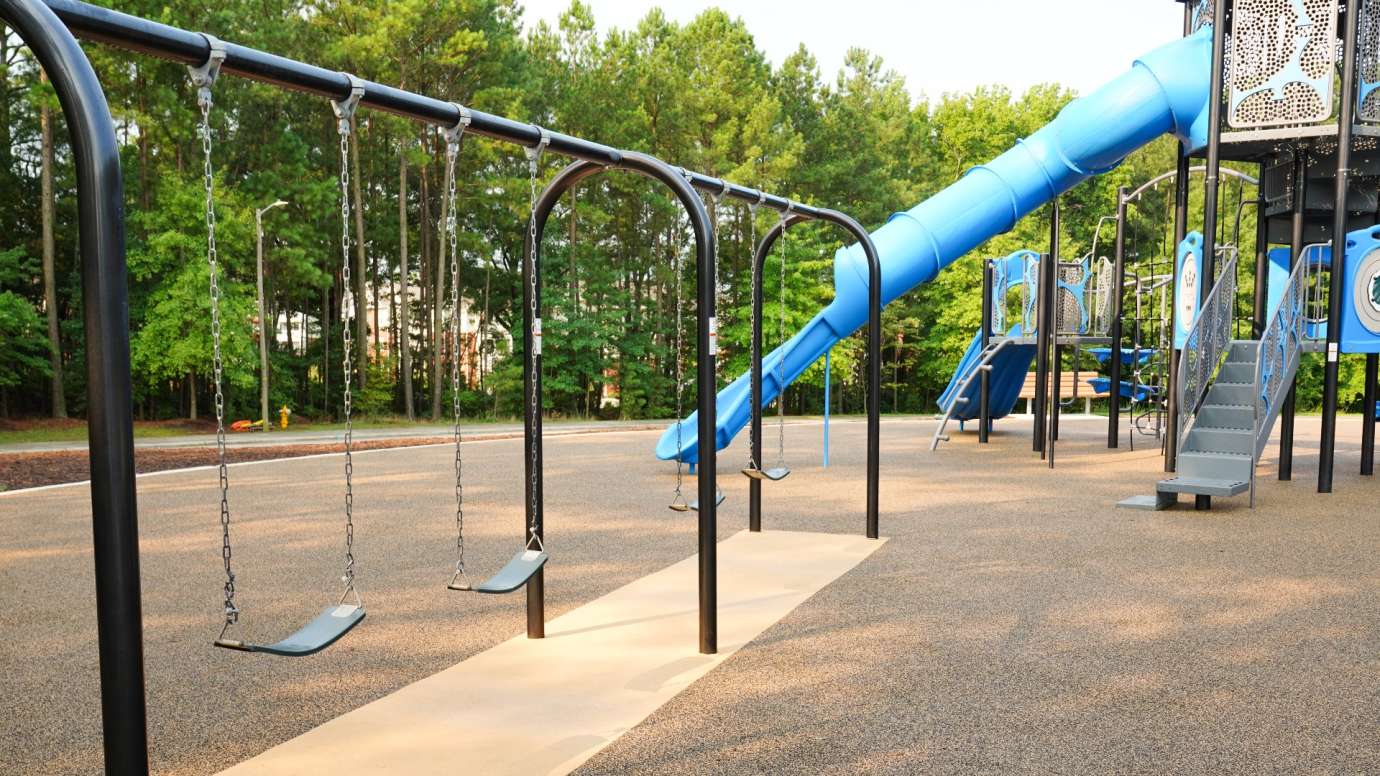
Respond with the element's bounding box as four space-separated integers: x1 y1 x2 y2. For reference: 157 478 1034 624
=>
1 0 146 772
746 210 882 539
528 154 719 654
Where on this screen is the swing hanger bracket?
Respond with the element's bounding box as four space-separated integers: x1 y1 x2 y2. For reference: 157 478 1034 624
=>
444 103 472 149
188 34 226 110
331 74 365 136
525 127 552 172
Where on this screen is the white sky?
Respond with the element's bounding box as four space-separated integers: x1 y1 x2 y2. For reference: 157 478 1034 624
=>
518 0 1188 102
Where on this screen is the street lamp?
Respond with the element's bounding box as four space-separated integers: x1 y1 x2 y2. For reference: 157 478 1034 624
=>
256 199 288 430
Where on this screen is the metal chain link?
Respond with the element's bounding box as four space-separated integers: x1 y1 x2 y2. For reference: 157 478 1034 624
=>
444 109 469 583
670 205 688 510
190 39 234 637
332 77 364 605
526 129 550 547
745 198 761 472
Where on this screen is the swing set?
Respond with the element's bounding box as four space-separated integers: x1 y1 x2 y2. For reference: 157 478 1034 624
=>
13 0 884 768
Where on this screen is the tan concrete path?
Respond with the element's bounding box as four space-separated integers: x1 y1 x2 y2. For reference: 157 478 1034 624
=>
218 530 884 776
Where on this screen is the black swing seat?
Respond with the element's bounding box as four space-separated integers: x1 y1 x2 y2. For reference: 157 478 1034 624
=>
742 466 790 482
214 603 365 657
473 549 548 595
689 488 726 512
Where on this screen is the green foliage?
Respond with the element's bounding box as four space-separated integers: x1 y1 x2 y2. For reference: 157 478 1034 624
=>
0 290 51 389
0 0 1370 424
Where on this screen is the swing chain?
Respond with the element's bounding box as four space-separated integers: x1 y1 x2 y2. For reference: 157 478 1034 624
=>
745 195 761 471
333 75 364 604
445 106 470 581
670 208 688 510
190 36 236 633
526 128 550 546
776 203 790 468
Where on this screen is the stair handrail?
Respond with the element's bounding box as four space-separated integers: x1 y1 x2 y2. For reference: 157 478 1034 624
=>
1251 247 1326 464
931 338 1015 451
1176 254 1238 462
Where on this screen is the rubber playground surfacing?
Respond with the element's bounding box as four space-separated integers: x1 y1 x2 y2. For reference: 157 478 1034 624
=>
2 415 1378 774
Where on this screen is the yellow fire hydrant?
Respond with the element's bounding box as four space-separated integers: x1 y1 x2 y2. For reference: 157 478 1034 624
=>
279 405 292 430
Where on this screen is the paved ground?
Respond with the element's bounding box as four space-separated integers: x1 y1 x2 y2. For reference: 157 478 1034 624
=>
2 415 1377 775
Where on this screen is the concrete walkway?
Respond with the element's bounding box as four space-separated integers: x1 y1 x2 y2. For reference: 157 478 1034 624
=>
219 530 884 776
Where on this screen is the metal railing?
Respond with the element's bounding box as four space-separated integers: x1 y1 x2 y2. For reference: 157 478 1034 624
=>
930 339 1014 450
1249 245 1328 499
1176 254 1238 461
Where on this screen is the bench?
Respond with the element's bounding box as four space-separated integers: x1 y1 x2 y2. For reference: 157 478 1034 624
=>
1017 372 1103 415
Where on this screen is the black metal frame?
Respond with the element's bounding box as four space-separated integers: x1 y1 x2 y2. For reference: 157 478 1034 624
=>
744 211 882 539
525 157 723 653
979 259 994 444
4 0 890 767
1279 146 1308 481
1318 0 1362 494
0 1 145 772
1108 187 1130 447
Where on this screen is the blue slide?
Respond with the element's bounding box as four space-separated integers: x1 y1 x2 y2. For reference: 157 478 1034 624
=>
936 325 1037 424
657 26 1216 463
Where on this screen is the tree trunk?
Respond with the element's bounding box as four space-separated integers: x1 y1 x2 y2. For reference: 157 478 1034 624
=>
430 136 445 420
188 372 198 420
323 283 331 418
40 74 66 418
349 115 369 387
399 144 414 419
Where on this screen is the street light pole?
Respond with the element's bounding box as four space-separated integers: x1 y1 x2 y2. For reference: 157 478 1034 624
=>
255 199 288 430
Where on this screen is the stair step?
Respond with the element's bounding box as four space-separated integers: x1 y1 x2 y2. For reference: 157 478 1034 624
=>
1185 427 1254 456
1206 382 1256 407
1196 404 1254 430
1228 340 1261 361
1177 450 1253 482
1156 476 1251 498
1218 362 1258 384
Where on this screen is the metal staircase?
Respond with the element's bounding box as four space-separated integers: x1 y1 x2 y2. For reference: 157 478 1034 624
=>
1124 248 1314 510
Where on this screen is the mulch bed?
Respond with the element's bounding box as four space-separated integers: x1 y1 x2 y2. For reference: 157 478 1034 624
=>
0 436 466 492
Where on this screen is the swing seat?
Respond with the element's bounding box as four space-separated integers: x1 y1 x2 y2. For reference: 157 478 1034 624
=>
689 488 726 512
762 466 791 481
473 549 548 595
214 604 364 657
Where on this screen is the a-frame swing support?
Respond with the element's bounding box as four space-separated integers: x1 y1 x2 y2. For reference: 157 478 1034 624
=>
745 212 882 538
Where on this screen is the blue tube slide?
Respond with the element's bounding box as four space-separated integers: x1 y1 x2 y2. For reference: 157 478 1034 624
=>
657 27 1215 463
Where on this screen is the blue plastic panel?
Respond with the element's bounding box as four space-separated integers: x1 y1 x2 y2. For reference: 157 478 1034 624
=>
1342 227 1380 354
1174 232 1206 350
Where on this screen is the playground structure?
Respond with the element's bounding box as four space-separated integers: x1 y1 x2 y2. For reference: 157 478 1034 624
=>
9 0 1380 772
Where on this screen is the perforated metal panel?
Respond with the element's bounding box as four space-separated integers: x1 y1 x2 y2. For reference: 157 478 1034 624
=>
1228 0 1338 128
1055 263 1084 336
1360 0 1380 122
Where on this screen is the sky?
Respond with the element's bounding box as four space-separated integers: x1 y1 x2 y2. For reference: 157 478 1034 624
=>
517 0 1188 101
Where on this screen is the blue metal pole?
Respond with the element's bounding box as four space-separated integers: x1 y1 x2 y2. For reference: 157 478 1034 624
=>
823 347 831 468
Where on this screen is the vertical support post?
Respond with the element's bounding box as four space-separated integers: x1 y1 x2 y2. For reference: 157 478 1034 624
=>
1252 165 1270 336
1050 342 1062 467
1362 353 1377 476
1033 250 1050 453
1201 0 1228 300
979 259 993 444
823 347 831 468
1319 0 1360 494
1108 187 1128 448
1280 147 1306 480
1 0 149 771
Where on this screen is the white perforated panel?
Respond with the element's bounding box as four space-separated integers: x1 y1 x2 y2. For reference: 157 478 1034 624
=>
1360 0 1380 122
1228 0 1338 128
